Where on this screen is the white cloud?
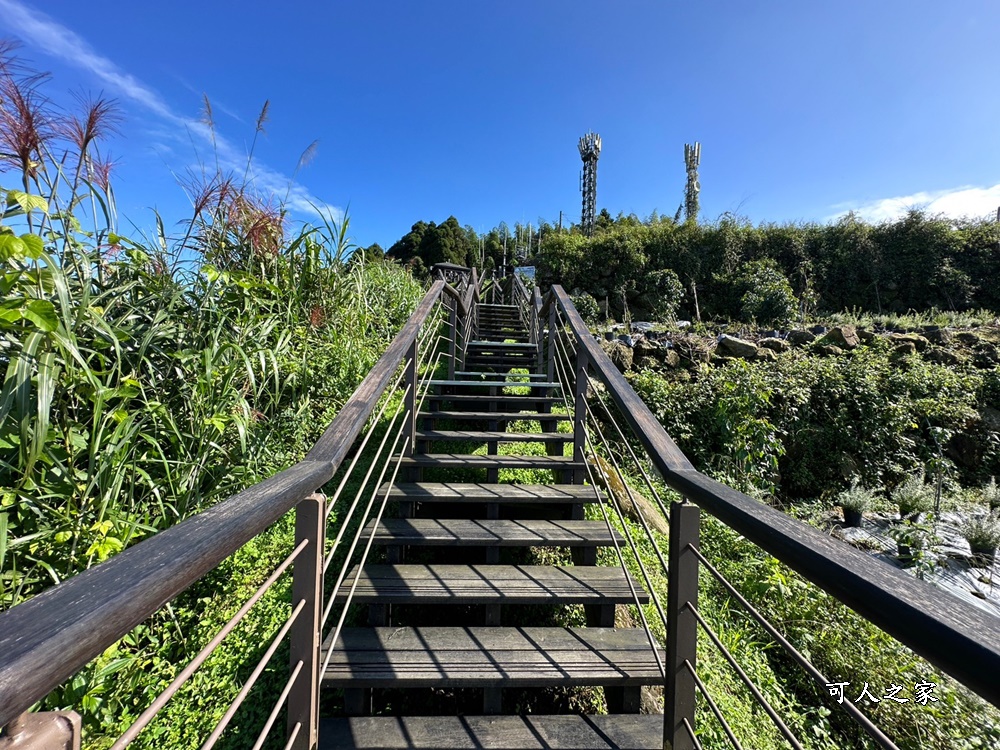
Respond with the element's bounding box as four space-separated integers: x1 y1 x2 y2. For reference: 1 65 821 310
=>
0 0 340 222
830 185 1000 223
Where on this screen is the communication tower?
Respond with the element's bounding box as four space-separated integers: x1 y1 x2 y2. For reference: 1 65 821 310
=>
578 132 602 236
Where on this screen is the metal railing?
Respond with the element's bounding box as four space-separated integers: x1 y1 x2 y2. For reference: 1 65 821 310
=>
522 283 1000 750
0 273 477 748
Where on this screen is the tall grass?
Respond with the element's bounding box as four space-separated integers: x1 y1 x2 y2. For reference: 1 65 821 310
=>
0 42 423 745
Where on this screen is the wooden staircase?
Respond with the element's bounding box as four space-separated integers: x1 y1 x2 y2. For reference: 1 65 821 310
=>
319 302 663 748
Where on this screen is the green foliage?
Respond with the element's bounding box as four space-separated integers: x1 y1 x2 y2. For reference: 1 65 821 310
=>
892 472 934 516
630 341 990 500
570 292 600 324
960 512 1000 551
835 480 874 512
638 268 684 322
978 476 1000 511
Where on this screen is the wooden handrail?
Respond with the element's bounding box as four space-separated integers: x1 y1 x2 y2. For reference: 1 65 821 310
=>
0 280 448 727
548 284 1000 709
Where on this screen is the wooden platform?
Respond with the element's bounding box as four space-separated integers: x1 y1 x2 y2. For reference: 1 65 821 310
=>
320 715 663 749
359 518 621 546
379 482 600 504
334 565 649 605
322 627 664 687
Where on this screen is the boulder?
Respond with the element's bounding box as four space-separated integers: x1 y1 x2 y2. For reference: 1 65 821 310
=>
925 347 962 366
717 334 759 359
923 328 953 346
787 329 816 346
946 431 982 469
956 331 981 346
601 339 633 373
891 341 917 358
759 337 790 353
755 347 778 362
590 454 670 535
824 325 860 349
817 344 843 357
857 328 876 343
888 333 930 351
980 406 1000 433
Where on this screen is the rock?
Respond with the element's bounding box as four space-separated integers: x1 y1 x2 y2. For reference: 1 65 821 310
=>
824 325 860 349
817 344 843 357
787 329 816 346
956 331 981 346
755 347 778 362
759 337 790 353
586 376 606 401
717 334 759 359
925 347 962 366
590 454 670 535
888 333 930 351
662 349 681 368
857 328 876 343
923 328 953 346
973 346 999 369
601 339 633 373
981 406 1000 433
946 431 982 469
891 341 917 359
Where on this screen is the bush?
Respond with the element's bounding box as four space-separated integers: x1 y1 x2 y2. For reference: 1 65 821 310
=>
639 268 684 322
570 292 600 324
736 259 799 325
892 472 935 516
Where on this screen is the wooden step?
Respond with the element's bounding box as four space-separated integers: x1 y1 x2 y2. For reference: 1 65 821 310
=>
416 430 570 443
419 411 570 421
398 454 579 470
334 564 649 605
321 626 663 688
380 482 600 504
454 371 547 380
430 395 560 406
359 518 620 547
475 333 531 341
428 380 561 389
320 714 663 749
468 341 537 350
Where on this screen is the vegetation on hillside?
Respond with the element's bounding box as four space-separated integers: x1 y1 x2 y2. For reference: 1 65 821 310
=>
382 208 1000 325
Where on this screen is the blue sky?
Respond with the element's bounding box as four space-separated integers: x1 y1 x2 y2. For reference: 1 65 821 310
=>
2 0 999 250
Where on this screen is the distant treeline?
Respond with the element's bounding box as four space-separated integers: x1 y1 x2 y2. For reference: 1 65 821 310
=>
377 209 1000 324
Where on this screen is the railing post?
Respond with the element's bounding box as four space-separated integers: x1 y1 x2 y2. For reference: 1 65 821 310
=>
665 500 700 750
404 338 418 455
448 296 457 381
547 304 556 383
287 493 324 750
572 345 589 485
0 712 81 750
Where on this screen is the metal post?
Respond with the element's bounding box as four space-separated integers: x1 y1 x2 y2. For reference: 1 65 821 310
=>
448 297 457 381
572 346 589 485
665 501 700 750
0 711 81 750
288 493 324 750
547 304 556 384
404 338 418 455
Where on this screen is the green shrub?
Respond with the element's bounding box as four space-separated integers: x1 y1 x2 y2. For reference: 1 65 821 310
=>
892 472 935 516
570 292 600 324
836 481 874 512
